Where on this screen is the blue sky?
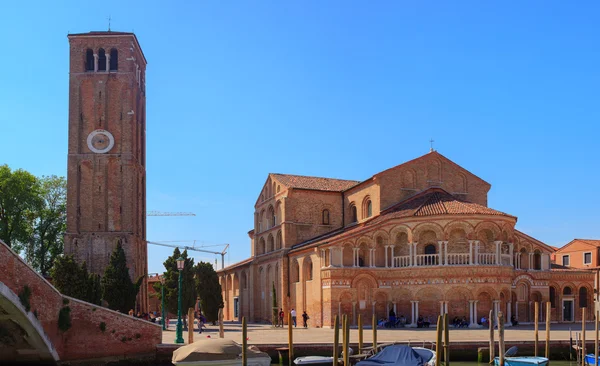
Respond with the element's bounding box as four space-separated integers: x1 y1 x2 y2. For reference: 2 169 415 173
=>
1 1 599 274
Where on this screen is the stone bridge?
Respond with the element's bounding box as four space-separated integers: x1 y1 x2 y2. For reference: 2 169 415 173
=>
0 240 162 363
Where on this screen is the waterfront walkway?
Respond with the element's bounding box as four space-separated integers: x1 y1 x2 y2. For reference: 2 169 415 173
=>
162 322 593 345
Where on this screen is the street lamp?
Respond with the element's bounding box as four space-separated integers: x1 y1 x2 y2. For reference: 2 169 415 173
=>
175 256 185 344
160 274 166 331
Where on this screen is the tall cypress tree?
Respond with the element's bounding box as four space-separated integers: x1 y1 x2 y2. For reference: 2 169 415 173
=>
101 243 143 312
195 261 223 323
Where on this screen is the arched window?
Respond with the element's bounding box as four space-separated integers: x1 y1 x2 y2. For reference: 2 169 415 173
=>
424 244 437 254
267 234 274 252
549 287 556 308
362 197 372 219
424 244 437 265
268 205 275 228
85 49 94 71
322 209 330 225
563 286 572 296
98 48 107 71
304 257 313 281
579 287 588 308
291 260 300 283
350 204 357 223
276 230 282 250
277 185 280 193
109 48 118 71
272 183 276 196
533 250 541 270
258 237 266 255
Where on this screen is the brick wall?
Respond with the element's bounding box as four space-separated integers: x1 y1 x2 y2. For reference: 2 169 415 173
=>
0 240 161 362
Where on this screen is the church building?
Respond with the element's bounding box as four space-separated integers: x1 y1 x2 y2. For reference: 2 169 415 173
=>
218 151 596 327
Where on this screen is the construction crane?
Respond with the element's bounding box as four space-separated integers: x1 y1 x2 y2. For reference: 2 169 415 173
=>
147 241 229 269
147 211 196 216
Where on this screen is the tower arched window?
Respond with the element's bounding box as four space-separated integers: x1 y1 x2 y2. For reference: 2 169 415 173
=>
109 48 118 71
322 209 330 225
350 204 357 223
367 200 372 217
85 49 94 71
98 48 107 71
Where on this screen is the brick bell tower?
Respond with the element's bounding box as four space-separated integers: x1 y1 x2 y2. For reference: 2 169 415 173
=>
64 31 148 311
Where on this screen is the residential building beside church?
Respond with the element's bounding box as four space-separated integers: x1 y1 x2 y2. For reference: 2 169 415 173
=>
218 151 596 327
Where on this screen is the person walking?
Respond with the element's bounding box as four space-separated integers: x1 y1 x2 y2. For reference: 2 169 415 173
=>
278 308 284 327
198 313 206 334
291 308 297 327
302 311 309 328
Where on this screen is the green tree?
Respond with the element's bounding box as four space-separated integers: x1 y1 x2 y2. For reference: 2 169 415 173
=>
86 273 102 306
163 248 197 317
101 243 143 312
51 255 88 300
195 261 223 323
24 175 66 276
0 165 42 249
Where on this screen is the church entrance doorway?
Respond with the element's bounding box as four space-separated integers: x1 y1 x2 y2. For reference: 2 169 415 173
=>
563 299 574 322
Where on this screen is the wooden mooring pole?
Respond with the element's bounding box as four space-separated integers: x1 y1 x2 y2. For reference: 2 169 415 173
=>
372 314 377 351
443 313 449 366
594 310 598 366
333 315 339 366
498 312 505 366
435 315 442 366
489 309 495 363
534 302 539 357
343 315 350 366
242 317 247 366
545 301 551 359
288 312 293 366
582 307 586 366
358 314 363 355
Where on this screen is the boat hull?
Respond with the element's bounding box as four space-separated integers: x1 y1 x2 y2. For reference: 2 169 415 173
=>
585 354 599 365
493 356 549 366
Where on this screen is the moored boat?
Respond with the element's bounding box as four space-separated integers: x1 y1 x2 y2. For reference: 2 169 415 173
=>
172 338 271 366
585 353 600 366
293 348 353 366
493 356 549 366
356 345 436 366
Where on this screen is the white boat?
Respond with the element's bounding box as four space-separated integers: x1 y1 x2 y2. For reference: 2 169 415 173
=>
293 348 353 366
493 356 549 366
172 338 271 366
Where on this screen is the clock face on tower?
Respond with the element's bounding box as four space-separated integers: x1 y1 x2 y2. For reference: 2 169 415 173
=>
87 129 115 154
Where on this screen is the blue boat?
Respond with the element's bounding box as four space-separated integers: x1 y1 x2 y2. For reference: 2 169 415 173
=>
356 345 436 366
585 353 600 365
493 356 549 366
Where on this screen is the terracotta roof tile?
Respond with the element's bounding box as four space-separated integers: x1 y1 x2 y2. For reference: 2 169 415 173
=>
272 173 359 192
291 188 514 250
382 188 513 219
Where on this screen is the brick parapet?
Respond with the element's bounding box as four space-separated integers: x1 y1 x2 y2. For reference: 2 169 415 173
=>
0 240 161 361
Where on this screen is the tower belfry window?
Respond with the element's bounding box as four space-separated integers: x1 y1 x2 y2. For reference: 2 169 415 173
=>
110 49 118 71
85 49 94 71
98 48 107 71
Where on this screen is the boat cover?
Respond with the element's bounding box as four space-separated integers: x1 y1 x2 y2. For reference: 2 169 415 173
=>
356 345 432 366
172 338 269 363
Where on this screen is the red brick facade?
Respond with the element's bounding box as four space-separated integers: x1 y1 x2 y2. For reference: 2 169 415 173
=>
0 240 161 362
64 31 148 311
219 151 596 327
